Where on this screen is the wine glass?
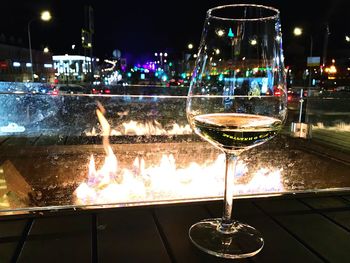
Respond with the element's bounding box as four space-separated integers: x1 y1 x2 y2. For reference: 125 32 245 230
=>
186 4 287 259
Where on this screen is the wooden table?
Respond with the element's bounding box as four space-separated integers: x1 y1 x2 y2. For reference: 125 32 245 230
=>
1 192 350 263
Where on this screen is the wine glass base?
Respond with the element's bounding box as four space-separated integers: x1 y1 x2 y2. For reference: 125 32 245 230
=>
189 218 264 259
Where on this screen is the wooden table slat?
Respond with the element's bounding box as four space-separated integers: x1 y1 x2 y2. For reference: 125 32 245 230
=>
0 219 28 239
97 209 171 263
17 215 92 262
275 213 350 262
0 242 18 263
0 219 28 263
323 210 350 231
27 215 91 235
254 198 311 214
341 195 350 202
300 196 350 210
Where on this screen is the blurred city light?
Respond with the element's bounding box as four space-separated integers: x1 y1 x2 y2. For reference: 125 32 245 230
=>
293 27 303 36
250 39 257 45
216 29 225 37
40 11 52 21
325 65 337 74
228 28 234 38
4 6 350 90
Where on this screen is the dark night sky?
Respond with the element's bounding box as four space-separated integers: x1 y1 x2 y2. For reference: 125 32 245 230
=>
1 0 349 61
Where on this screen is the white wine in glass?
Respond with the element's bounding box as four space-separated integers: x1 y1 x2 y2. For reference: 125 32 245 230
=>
186 4 287 259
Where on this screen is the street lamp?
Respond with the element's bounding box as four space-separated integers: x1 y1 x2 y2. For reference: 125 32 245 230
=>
28 10 52 82
250 39 257 46
216 29 225 37
293 26 314 87
155 52 168 68
293 26 314 58
293 27 303 36
40 11 52 21
293 26 315 127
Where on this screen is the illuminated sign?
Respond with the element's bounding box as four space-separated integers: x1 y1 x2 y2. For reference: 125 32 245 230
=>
307 57 320 67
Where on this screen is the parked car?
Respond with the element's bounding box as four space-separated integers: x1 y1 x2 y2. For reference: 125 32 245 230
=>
335 86 350 92
166 79 184 87
30 84 52 94
49 84 86 95
90 85 111 94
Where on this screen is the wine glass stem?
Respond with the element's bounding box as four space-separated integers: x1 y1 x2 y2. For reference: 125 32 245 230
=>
220 153 238 233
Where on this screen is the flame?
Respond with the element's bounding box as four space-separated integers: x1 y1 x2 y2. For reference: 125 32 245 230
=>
75 152 284 205
76 154 284 204
85 120 192 136
96 103 111 155
75 103 285 205
92 104 118 187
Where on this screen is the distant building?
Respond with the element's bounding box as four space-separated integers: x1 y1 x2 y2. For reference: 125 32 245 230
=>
0 43 54 82
53 55 95 83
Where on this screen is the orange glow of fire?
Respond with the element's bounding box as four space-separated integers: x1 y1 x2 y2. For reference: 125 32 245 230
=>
75 104 284 205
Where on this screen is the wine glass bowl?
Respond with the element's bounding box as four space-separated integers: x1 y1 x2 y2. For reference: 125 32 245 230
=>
186 4 287 259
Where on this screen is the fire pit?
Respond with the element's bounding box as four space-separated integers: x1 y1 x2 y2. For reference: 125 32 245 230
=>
0 93 349 215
